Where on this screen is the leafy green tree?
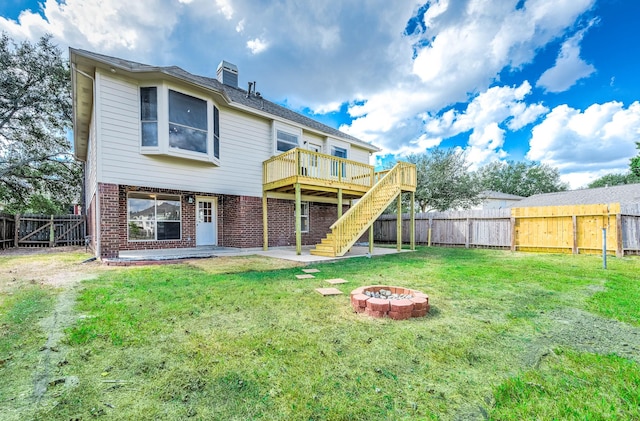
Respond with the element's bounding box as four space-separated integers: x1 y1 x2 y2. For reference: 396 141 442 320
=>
0 32 80 214
477 160 568 197
587 172 639 188
630 142 640 178
402 148 483 212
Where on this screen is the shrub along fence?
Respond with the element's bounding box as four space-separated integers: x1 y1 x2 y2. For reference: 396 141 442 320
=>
374 203 640 257
0 214 86 249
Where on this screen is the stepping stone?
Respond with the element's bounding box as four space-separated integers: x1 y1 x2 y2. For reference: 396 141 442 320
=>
325 278 348 285
296 274 315 279
315 287 343 296
302 268 320 273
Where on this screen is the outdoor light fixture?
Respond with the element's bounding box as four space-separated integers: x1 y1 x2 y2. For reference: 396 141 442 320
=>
186 195 195 204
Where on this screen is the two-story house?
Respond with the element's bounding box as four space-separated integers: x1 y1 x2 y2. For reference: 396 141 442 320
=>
71 49 416 259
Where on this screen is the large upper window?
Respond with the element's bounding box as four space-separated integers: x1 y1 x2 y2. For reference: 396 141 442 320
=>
169 90 208 154
128 193 181 241
139 86 219 162
276 130 299 152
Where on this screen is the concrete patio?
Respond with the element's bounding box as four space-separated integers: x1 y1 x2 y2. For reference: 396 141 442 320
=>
115 244 411 264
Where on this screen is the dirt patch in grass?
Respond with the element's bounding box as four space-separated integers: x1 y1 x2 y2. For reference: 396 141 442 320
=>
185 255 304 274
528 308 640 365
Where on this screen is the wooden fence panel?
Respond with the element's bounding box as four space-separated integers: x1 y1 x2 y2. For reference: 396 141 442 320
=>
374 209 511 248
374 204 640 255
0 214 16 249
512 204 619 255
1 214 86 248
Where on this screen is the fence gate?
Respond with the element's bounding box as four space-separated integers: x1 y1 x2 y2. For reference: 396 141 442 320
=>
9 214 86 248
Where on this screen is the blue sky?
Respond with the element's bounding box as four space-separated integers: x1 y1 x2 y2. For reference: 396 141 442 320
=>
2 0 639 188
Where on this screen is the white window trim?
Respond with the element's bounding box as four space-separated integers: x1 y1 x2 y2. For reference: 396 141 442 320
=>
273 121 302 155
300 201 309 233
139 83 220 166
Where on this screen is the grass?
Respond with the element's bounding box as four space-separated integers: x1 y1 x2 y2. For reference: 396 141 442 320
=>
0 247 639 420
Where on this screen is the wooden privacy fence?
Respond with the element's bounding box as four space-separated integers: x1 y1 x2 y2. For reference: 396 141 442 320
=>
0 214 86 248
374 203 640 256
0 214 15 249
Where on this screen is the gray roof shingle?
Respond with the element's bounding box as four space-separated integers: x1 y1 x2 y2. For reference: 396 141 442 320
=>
515 184 640 207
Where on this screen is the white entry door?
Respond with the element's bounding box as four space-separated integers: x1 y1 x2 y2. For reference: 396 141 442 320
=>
196 198 217 246
307 142 322 177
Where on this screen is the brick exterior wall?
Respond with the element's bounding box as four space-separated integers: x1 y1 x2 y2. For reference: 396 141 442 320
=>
220 196 348 248
86 194 96 252
98 183 120 258
96 182 347 257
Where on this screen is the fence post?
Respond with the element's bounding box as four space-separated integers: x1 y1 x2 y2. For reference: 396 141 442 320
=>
510 217 516 252
572 215 578 254
396 195 402 251
616 213 623 257
465 218 470 248
14 214 20 247
49 215 55 247
428 217 432 247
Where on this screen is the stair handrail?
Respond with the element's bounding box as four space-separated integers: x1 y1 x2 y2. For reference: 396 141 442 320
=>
327 161 415 255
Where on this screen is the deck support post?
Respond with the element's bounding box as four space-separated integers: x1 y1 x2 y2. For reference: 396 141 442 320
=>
397 194 402 252
410 192 415 251
262 192 268 251
369 225 374 254
295 183 302 255
337 188 343 219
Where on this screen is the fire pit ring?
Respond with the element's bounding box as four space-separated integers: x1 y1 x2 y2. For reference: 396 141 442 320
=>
350 285 430 320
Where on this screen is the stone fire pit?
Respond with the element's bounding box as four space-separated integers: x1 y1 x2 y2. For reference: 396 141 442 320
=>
350 285 430 320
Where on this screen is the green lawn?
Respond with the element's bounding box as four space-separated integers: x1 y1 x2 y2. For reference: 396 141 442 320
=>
1 248 639 420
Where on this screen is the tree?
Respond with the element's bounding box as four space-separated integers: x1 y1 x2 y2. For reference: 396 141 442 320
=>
0 32 81 214
404 148 483 212
588 172 639 188
477 160 568 197
630 142 640 178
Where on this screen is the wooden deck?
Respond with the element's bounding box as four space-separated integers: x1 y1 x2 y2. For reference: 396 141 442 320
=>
263 148 376 200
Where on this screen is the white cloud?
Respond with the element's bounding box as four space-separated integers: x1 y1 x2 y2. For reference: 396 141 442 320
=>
0 0 181 55
215 0 234 20
390 82 547 165
310 101 342 114
344 0 595 153
527 101 640 187
536 24 596 92
235 18 245 33
246 37 268 54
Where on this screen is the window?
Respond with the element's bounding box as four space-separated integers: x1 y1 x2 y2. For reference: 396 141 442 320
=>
128 193 181 241
331 146 348 177
169 90 208 154
140 87 158 147
299 202 309 233
277 130 299 152
139 86 220 163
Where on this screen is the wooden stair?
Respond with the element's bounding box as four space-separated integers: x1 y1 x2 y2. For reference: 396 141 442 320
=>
310 162 415 257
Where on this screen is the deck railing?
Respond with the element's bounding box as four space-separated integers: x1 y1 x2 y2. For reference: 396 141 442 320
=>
263 148 376 190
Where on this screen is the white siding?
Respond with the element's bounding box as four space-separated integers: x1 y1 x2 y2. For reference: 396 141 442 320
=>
349 145 371 165
95 71 271 196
